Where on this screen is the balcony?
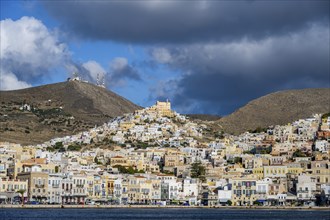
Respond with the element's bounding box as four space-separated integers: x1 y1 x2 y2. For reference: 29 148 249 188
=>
52 184 60 188
35 184 45 188
76 184 84 188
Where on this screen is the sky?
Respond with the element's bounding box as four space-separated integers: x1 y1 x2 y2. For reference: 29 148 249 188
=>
0 0 329 115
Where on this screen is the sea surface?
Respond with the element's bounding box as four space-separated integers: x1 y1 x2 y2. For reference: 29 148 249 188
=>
0 208 329 220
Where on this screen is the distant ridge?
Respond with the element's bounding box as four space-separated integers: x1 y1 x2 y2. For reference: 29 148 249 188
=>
0 81 141 144
218 88 330 135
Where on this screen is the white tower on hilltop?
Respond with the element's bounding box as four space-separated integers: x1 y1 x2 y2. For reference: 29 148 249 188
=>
101 75 106 88
70 72 81 81
96 73 101 86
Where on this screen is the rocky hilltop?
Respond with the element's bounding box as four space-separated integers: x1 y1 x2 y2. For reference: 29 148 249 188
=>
218 88 330 135
0 81 141 144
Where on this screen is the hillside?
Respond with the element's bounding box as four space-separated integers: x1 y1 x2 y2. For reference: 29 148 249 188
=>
186 114 221 121
218 88 330 135
0 81 141 145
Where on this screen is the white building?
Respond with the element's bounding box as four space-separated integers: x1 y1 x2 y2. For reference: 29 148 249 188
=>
297 174 317 204
48 174 62 204
218 184 232 204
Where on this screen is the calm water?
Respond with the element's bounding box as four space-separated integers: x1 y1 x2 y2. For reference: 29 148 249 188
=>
0 208 329 220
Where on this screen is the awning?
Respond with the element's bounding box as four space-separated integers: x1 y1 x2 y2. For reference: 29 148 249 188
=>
219 199 229 203
257 200 266 202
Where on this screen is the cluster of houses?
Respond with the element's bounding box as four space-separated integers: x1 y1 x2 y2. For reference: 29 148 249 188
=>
0 101 329 206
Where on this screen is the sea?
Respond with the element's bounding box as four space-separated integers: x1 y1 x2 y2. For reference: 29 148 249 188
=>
0 208 329 220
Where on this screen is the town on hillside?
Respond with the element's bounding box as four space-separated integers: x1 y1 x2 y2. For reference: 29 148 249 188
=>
0 101 329 207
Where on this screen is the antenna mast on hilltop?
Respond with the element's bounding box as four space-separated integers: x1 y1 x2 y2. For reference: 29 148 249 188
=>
101 75 106 88
96 73 101 86
96 73 106 88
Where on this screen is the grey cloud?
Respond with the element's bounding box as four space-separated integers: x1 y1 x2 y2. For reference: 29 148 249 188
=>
43 1 329 43
107 57 141 87
149 23 330 115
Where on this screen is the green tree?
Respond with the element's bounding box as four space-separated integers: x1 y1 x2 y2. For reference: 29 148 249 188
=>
322 112 330 119
234 157 242 164
54 142 63 150
226 200 232 206
16 189 26 206
67 145 82 151
94 157 100 164
113 165 145 174
293 149 306 157
46 146 55 152
127 166 136 174
253 200 262 206
190 161 206 182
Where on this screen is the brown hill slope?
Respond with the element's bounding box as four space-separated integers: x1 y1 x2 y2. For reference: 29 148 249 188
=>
0 81 141 144
186 114 222 121
218 88 330 135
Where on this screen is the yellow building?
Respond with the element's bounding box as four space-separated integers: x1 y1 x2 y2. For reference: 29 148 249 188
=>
0 178 28 203
103 175 116 200
110 156 128 167
141 161 160 173
252 167 264 179
287 163 304 175
7 160 23 179
17 165 49 202
263 165 288 178
86 175 95 198
164 149 184 167
128 175 145 203
231 176 258 206
311 161 330 186
8 158 57 179
148 100 174 117
120 121 135 131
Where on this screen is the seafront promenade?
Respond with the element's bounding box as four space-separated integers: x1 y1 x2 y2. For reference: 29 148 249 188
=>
1 204 329 210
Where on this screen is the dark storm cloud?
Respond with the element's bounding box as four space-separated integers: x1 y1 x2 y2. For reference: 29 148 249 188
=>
150 23 330 115
42 0 329 115
42 1 329 43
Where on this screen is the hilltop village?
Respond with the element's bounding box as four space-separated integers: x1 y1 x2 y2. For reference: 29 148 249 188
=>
0 101 329 207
